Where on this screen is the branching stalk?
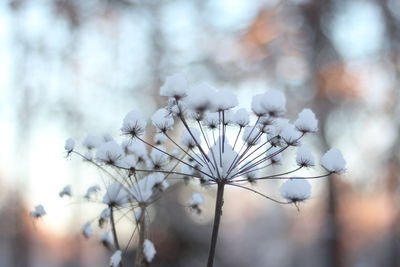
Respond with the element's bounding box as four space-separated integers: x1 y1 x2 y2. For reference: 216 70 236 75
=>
135 206 147 267
110 205 123 267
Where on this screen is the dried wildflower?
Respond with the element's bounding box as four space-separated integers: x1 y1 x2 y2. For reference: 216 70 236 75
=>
30 205 46 218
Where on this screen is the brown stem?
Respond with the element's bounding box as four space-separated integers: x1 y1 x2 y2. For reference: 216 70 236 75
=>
135 206 147 267
110 206 123 267
207 182 225 267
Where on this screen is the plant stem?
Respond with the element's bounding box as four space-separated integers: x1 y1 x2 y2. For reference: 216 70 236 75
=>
207 182 225 267
110 205 123 267
135 206 147 267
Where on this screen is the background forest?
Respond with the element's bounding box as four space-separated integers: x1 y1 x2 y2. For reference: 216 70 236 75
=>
0 0 399 266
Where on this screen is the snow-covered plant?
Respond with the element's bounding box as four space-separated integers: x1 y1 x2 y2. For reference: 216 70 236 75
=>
59 131 183 267
146 73 345 267
49 72 345 267
29 205 46 218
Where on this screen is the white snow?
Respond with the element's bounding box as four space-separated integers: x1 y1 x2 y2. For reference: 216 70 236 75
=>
160 72 189 98
151 108 174 132
59 185 72 198
64 138 75 152
121 110 147 137
181 127 201 149
320 148 346 174
235 108 250 127
96 141 124 165
110 250 122 267
82 222 92 238
211 88 238 111
84 185 101 199
103 183 128 206
296 145 315 167
29 205 46 218
187 192 204 206
261 90 286 117
280 179 311 202
295 108 318 133
143 239 156 263
82 135 102 150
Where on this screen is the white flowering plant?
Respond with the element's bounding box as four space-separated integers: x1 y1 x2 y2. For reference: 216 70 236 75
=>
31 72 346 267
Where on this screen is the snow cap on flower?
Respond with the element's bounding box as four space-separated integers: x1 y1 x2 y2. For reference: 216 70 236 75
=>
82 222 92 238
296 145 315 167
151 108 174 132
121 110 147 138
100 208 111 219
202 138 238 180
280 124 302 146
100 231 113 249
186 83 215 112
64 138 75 153
103 183 128 207
165 97 188 117
124 139 147 162
160 72 189 99
203 112 219 129
222 109 235 125
154 133 167 144
143 239 156 263
280 179 311 202
181 127 201 149
188 192 204 206
96 141 124 165
320 148 346 174
131 173 168 203
251 94 267 116
261 90 286 117
211 88 238 111
267 146 283 164
243 126 261 146
84 185 101 199
99 208 110 228
115 155 137 169
187 192 204 214
295 108 318 133
82 135 102 150
59 185 72 198
150 172 169 192
30 205 46 218
110 250 122 267
235 108 250 127
149 146 169 169
102 133 114 143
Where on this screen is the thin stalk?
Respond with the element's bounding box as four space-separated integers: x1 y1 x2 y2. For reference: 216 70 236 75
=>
222 111 225 153
207 182 225 267
227 183 290 204
232 126 242 150
110 206 124 267
164 133 204 167
136 136 213 179
110 206 120 249
198 120 221 179
135 206 147 267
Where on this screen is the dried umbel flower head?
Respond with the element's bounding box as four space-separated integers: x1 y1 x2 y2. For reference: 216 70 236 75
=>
59 185 72 198
55 72 346 267
30 205 46 218
187 192 204 214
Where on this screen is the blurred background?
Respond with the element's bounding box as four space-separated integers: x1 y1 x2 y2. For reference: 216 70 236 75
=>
0 0 399 266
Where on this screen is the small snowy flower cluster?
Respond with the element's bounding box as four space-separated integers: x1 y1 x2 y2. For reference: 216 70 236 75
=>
31 72 346 267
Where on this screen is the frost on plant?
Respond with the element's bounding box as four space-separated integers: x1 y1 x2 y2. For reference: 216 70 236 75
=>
40 72 346 267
